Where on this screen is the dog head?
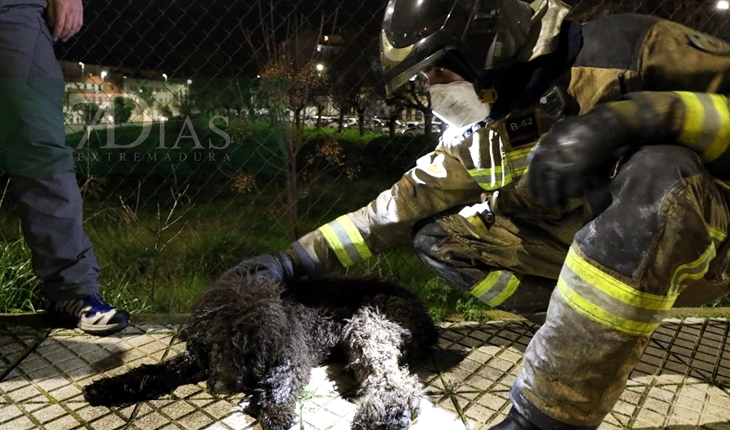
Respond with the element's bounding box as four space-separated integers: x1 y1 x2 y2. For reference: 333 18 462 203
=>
188 274 290 394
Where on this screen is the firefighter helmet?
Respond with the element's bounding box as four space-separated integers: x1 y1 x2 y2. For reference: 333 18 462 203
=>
380 0 533 96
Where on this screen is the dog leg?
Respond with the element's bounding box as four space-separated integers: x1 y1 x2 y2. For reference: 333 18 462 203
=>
83 352 208 407
256 359 314 430
344 308 422 430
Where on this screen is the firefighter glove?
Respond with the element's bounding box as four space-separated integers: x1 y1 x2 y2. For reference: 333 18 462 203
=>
232 250 303 284
528 103 637 208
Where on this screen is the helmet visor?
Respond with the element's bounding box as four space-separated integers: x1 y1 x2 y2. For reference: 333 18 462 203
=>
385 0 459 48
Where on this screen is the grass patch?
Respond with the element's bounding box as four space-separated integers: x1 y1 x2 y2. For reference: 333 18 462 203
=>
0 198 492 318
0 238 40 313
0 123 472 318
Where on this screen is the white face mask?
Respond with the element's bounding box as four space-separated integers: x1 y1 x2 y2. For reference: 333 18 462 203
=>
430 81 491 129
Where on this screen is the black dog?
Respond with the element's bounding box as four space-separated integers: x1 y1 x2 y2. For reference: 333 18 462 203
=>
83 270 439 430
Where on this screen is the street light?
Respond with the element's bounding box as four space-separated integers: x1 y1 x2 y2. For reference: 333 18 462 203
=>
316 63 325 72
100 71 107 80
719 0 729 9
78 61 84 76
162 73 168 82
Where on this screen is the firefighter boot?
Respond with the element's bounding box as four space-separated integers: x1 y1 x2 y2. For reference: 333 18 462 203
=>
489 408 540 430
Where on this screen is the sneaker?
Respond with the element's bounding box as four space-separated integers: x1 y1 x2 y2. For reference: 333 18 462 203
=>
45 294 130 335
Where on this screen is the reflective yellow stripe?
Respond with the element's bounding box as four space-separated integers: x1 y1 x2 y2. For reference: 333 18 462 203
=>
468 167 513 191
504 146 534 180
565 248 677 311
675 92 730 162
676 92 706 147
708 224 727 243
489 275 520 307
338 216 373 261
702 94 730 163
319 224 354 267
468 166 505 177
559 247 672 337
471 271 501 297
558 278 663 337
506 146 534 160
669 242 716 296
318 215 373 268
470 271 520 307
512 166 529 177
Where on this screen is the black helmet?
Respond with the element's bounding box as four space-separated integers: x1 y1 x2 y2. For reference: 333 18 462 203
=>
380 0 533 97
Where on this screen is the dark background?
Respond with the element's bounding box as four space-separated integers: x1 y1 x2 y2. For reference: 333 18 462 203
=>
54 0 619 78
56 0 390 77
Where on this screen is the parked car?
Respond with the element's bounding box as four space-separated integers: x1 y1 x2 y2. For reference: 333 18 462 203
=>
401 122 443 136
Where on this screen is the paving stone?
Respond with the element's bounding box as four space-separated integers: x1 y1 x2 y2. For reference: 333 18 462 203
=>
0 415 35 430
75 405 112 422
162 401 197 420
5 384 41 402
220 410 257 430
4 319 730 429
666 407 700 426
88 412 127 430
34 403 67 424
45 413 82 430
178 410 215 430
132 411 170 430
0 404 23 424
304 408 340 429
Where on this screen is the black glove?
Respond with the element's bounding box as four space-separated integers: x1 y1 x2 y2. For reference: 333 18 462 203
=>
230 250 303 284
528 104 637 208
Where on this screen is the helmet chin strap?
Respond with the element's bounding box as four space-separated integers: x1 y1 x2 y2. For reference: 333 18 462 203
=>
480 88 498 104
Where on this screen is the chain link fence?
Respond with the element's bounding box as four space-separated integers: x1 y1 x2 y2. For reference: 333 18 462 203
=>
1 0 729 315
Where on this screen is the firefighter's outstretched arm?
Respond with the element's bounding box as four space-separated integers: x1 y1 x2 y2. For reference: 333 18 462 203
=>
529 91 730 207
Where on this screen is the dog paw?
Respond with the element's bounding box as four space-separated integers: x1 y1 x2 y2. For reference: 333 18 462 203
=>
352 407 413 430
82 383 104 406
352 393 419 430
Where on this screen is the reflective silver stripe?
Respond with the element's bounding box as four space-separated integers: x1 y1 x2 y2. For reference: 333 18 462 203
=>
676 92 730 162
695 93 722 152
559 252 671 337
470 270 520 307
318 215 372 267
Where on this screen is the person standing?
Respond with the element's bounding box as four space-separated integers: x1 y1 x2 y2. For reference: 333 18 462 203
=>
0 0 130 335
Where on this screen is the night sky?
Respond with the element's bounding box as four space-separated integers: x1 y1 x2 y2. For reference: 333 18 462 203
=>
55 0 611 79
56 0 388 78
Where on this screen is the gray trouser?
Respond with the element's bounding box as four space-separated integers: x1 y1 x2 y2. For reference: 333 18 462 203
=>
0 4 99 299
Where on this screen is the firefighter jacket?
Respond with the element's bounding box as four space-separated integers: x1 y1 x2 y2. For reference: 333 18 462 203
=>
291 8 730 280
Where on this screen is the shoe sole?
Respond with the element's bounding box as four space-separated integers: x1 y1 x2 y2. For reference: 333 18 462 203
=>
44 312 129 336
78 320 129 336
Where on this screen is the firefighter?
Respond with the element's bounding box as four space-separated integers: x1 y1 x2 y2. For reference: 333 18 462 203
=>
236 0 730 427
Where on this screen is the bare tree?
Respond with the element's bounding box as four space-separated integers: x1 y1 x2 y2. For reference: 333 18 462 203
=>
388 77 435 137
241 0 332 239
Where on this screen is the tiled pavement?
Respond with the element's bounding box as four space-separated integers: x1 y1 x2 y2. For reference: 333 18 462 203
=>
1 317 730 430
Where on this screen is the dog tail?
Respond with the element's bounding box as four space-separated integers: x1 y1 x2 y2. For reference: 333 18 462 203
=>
83 352 207 407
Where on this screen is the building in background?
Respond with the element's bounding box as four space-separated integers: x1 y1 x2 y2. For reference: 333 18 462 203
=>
59 61 189 127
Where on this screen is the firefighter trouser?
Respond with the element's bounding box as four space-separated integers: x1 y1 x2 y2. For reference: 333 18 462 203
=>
412 191 583 317
0 5 100 299
413 145 730 427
